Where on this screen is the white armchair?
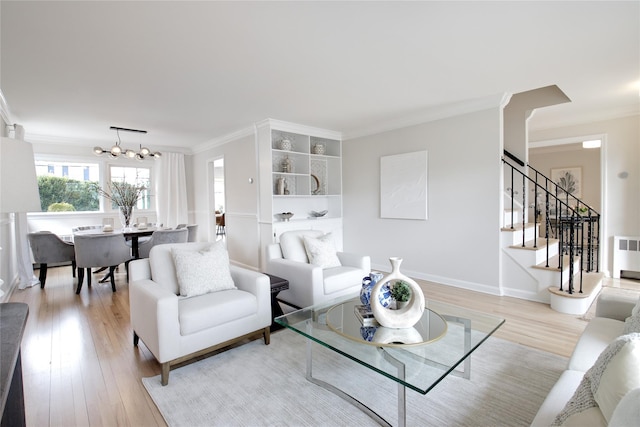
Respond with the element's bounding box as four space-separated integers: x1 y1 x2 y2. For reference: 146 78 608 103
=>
129 241 271 385
265 230 370 309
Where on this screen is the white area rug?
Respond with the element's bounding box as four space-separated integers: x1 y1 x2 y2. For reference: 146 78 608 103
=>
143 329 566 426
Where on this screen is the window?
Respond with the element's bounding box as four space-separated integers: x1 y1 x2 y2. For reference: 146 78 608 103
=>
35 160 100 212
109 166 151 210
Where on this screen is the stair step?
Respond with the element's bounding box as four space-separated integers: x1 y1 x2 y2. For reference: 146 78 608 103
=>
500 222 538 232
548 271 604 299
509 237 559 251
531 254 578 271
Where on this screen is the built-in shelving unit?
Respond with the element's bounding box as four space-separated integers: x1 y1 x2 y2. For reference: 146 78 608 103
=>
257 119 344 262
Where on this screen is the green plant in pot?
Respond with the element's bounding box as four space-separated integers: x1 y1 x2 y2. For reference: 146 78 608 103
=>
391 280 411 309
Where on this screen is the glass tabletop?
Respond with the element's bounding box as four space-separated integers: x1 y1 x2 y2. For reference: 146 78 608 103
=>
275 297 505 394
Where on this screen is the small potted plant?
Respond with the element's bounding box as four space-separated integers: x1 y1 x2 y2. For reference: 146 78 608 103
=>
391 280 411 309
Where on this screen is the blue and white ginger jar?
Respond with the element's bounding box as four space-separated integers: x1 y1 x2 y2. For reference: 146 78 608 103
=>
360 272 392 309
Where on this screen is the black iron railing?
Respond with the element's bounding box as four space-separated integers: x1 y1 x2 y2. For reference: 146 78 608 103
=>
503 152 600 294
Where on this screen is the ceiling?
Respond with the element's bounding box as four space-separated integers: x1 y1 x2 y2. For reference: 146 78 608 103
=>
1 1 638 152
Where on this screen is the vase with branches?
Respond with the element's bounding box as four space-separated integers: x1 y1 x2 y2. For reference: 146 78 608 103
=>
95 181 147 228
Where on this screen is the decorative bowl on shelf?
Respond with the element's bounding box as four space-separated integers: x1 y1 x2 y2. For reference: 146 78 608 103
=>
310 210 328 218
278 212 294 222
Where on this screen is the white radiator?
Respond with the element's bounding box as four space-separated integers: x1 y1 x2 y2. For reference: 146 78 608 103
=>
613 236 640 278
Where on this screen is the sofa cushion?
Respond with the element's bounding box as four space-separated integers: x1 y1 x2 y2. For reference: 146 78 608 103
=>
609 387 640 427
553 333 640 425
171 241 236 298
567 317 625 372
149 242 214 294
178 289 257 335
622 295 640 334
280 230 323 263
324 266 365 295
303 233 341 268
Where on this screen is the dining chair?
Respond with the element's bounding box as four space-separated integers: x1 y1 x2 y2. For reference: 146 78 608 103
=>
73 233 133 294
176 224 198 242
27 231 76 288
137 228 189 259
216 213 226 236
186 224 198 242
72 225 110 276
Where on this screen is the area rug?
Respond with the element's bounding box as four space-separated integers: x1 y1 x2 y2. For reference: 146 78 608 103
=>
142 329 566 427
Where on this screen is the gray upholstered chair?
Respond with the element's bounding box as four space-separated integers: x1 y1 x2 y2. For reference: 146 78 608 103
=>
74 233 133 294
137 228 188 259
186 224 198 242
27 231 76 288
72 225 110 276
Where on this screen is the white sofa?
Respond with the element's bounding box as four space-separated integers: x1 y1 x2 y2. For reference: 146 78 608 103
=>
531 291 640 426
129 241 271 385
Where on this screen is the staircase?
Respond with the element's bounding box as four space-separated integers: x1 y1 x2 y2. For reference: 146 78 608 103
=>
501 153 603 315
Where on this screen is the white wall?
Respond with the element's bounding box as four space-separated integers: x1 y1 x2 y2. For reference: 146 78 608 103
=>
530 115 640 276
190 132 260 269
342 108 504 295
529 144 601 210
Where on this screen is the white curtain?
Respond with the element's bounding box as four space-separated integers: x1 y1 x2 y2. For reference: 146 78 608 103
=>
16 212 39 289
154 152 188 228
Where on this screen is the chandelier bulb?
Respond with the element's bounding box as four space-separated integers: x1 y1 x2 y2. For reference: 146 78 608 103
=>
95 127 158 160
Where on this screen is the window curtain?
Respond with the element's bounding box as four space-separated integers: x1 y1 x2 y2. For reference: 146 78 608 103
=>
154 152 188 228
17 212 39 289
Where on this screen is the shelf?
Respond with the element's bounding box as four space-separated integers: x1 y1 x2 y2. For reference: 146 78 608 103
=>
261 121 342 237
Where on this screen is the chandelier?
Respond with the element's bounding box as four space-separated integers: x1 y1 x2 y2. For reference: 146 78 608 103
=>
93 126 161 160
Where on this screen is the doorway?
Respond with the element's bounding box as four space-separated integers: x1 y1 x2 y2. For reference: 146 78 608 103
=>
529 135 606 273
209 157 225 241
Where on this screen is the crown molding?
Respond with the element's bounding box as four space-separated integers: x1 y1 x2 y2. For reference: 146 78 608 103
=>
191 125 256 154
528 104 640 132
343 93 511 140
193 118 343 154
256 118 342 140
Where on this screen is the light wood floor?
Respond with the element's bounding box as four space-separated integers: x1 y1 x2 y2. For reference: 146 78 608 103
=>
7 265 640 427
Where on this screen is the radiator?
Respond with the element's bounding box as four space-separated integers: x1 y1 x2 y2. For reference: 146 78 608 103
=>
613 236 640 279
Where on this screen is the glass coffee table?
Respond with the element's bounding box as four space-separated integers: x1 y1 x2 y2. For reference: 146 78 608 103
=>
275 297 505 427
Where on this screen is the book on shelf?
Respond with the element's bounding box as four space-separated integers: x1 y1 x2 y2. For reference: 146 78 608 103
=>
354 304 379 327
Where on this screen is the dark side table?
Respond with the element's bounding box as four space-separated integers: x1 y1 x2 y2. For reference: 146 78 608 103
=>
265 274 289 331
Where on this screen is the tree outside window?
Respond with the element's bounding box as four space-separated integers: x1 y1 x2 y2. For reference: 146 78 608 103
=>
35 161 100 212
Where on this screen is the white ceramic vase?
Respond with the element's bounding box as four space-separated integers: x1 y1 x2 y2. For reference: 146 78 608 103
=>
279 138 292 151
370 257 425 328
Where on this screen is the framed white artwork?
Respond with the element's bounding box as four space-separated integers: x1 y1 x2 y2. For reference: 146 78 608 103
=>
380 151 428 220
